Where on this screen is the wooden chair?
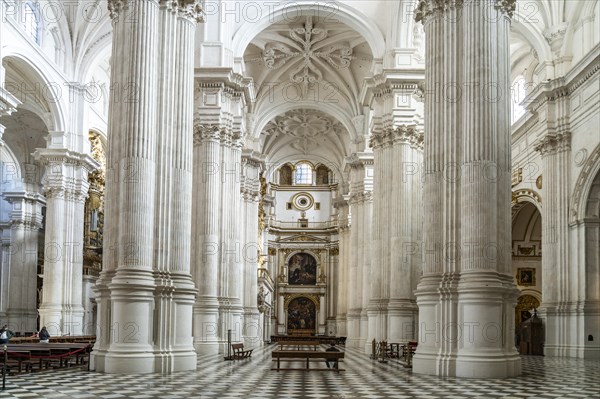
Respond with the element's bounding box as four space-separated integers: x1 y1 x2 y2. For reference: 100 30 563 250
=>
231 343 253 359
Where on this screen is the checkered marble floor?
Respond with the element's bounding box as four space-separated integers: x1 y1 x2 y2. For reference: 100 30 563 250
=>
1 345 599 399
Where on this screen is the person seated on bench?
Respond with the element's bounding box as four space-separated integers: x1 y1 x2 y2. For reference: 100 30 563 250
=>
39 327 50 343
325 343 340 369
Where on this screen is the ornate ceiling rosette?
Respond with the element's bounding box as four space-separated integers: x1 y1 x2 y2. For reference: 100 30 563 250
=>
244 15 373 116
262 109 345 154
261 16 355 90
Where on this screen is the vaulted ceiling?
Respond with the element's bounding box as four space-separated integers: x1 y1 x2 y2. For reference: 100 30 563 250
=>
244 15 374 169
261 109 349 165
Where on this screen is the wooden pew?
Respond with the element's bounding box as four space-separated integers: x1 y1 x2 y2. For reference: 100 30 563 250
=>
1 350 34 373
271 350 345 372
278 341 320 351
6 343 92 371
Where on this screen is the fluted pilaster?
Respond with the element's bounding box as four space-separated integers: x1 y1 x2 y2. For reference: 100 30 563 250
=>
33 150 95 336
1 191 45 332
192 125 223 354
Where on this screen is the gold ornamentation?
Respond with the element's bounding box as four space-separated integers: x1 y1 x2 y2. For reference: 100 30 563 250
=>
511 168 523 187
515 294 540 328
516 268 536 286
536 175 542 189
268 248 277 256
284 293 320 310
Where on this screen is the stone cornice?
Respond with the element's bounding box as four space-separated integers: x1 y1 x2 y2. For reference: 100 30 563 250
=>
2 191 46 206
241 149 266 169
525 50 599 113
194 70 255 106
360 74 423 108
33 148 99 172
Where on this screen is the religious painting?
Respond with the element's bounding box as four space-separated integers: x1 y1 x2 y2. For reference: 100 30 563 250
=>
516 268 536 286
287 253 317 285
287 297 316 332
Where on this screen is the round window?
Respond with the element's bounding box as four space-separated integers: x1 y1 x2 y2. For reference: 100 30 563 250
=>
292 193 314 210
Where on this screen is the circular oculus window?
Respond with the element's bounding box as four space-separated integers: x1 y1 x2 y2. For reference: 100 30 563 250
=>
292 193 314 210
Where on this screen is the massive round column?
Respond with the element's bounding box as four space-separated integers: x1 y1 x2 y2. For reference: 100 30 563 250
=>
413 0 521 378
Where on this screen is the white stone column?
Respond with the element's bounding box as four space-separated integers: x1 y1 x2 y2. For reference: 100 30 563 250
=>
345 153 373 350
413 0 448 375
2 190 44 332
165 1 202 371
240 152 262 348
335 200 349 337
34 151 94 336
371 125 423 345
94 0 159 373
192 125 222 354
413 0 520 378
535 133 571 357
220 131 244 348
277 294 285 334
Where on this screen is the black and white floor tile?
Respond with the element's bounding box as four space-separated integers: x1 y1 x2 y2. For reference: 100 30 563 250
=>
1 345 598 398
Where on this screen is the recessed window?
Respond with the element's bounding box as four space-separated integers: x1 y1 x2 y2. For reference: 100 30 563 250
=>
294 162 313 185
24 3 40 44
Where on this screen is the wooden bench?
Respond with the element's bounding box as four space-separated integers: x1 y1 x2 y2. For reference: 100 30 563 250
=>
1 350 34 374
231 343 253 359
278 341 320 351
271 350 345 372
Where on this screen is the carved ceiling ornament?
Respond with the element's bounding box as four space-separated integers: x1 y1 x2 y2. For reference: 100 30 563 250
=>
264 109 344 154
262 16 355 89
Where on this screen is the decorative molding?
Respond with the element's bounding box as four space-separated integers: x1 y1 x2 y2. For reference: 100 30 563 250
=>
348 191 373 205
176 0 205 23
534 133 571 156
370 125 423 150
284 293 320 311
107 0 128 21
261 16 356 88
263 109 344 154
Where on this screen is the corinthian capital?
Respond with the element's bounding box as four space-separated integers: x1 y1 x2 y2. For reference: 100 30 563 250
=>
534 133 571 156
177 0 205 23
415 0 463 23
494 0 516 18
107 0 129 21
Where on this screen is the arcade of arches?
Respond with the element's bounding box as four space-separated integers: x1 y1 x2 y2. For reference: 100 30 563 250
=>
0 0 599 384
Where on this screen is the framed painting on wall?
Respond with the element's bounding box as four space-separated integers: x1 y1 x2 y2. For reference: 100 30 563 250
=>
516 268 536 286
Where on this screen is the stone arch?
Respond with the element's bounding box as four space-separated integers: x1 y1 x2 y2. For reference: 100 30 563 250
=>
232 2 386 61
2 53 66 132
512 188 542 220
570 144 600 223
